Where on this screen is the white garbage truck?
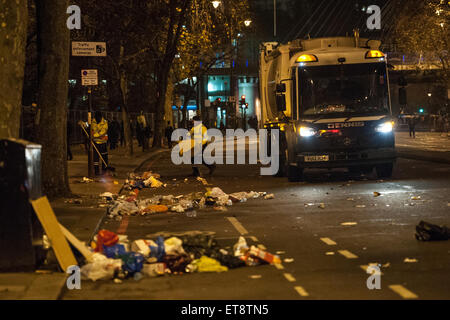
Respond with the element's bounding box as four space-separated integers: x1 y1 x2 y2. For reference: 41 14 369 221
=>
259 34 396 181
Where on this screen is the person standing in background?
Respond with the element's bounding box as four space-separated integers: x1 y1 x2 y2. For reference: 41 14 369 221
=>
92 111 109 175
165 121 174 148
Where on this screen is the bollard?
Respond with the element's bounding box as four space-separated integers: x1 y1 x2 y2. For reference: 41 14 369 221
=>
0 139 47 272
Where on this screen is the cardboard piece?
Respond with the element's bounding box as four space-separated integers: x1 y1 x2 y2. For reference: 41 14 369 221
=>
58 223 94 263
31 197 77 272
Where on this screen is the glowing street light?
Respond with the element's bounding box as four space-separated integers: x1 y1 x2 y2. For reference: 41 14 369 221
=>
211 1 221 9
244 19 252 27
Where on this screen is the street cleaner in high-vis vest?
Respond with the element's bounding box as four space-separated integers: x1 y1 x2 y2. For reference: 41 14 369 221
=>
189 115 216 177
92 111 109 175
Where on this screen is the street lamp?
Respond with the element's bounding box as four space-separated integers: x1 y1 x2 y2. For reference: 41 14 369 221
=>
244 19 252 27
211 1 221 9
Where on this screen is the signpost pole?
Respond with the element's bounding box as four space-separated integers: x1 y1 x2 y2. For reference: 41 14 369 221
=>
72 41 106 178
88 87 94 178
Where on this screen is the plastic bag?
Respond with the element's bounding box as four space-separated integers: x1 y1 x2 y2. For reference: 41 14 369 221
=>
95 230 119 253
119 252 145 274
164 237 186 255
149 236 166 262
192 256 228 273
81 253 122 281
103 244 127 259
415 221 450 241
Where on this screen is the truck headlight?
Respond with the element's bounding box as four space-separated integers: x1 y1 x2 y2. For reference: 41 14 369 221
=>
299 126 317 137
375 122 394 133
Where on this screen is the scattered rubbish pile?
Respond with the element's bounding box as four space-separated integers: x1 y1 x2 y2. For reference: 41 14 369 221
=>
104 185 272 218
81 230 280 282
122 172 166 190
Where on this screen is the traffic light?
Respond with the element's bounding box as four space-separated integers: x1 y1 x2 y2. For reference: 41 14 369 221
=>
419 108 425 114
239 95 246 107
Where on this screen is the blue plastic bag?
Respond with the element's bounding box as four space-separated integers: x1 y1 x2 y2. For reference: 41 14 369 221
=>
119 252 145 274
149 236 166 262
103 244 127 259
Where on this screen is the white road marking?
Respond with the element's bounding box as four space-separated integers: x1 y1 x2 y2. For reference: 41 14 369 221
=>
294 286 309 297
257 244 267 250
274 263 284 270
360 265 384 275
338 250 358 259
226 217 249 235
283 273 296 282
320 237 337 245
389 285 418 299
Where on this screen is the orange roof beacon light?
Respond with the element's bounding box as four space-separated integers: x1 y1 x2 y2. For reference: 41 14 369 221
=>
365 50 385 59
296 54 319 63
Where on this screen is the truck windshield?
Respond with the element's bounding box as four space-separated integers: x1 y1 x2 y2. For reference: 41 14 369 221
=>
299 63 389 117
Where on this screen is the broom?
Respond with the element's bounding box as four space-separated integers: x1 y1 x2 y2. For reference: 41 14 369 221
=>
79 122 116 175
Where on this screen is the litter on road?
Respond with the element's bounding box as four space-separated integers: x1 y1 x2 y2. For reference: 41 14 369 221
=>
105 181 271 218
79 229 281 283
415 221 450 241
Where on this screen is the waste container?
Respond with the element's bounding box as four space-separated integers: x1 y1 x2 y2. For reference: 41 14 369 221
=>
0 139 47 272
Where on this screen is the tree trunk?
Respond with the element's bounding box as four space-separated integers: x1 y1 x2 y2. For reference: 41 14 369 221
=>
36 0 71 198
152 64 171 148
119 45 133 156
0 0 28 139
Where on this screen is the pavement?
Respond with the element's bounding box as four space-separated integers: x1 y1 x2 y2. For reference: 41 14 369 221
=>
0 142 164 300
2 133 450 300
395 131 450 164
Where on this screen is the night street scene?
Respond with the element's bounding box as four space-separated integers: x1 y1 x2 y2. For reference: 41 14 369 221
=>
1 0 450 311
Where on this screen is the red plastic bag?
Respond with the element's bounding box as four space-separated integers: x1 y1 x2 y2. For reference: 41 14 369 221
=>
95 229 119 253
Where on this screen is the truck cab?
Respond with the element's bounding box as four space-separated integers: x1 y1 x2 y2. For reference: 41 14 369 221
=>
259 36 396 181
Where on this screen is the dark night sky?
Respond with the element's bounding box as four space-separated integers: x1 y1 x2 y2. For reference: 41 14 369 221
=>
250 0 391 43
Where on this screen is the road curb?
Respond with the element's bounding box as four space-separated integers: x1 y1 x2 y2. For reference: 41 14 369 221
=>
397 151 450 165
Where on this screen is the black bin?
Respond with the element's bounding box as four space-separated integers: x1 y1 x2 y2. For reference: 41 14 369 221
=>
0 139 46 272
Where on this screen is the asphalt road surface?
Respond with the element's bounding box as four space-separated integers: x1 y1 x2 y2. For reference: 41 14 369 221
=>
62 148 450 300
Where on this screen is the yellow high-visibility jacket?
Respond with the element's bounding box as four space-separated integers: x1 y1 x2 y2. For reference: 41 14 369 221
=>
189 123 208 146
92 118 108 144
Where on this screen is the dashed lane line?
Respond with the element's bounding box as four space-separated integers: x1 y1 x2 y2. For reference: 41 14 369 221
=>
360 265 384 275
274 263 284 270
226 217 249 235
389 285 418 299
338 250 358 259
294 286 309 297
283 273 296 283
320 237 337 245
226 217 310 297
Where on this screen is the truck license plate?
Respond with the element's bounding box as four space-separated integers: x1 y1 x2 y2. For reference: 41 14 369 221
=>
305 155 329 162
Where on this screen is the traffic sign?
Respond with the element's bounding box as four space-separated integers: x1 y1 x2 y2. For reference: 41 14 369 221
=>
72 42 107 57
81 69 98 86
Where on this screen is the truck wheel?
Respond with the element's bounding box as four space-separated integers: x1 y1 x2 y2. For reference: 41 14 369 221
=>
288 165 303 182
376 163 394 179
